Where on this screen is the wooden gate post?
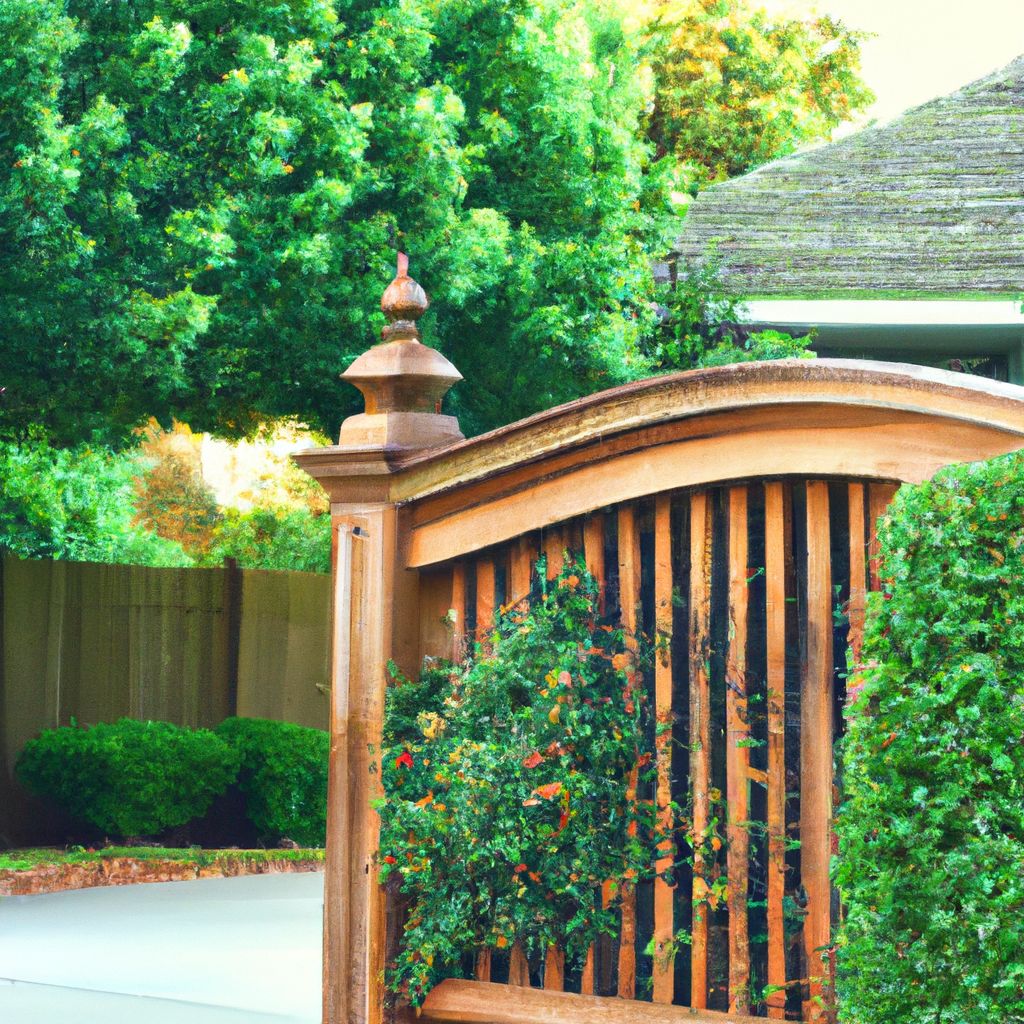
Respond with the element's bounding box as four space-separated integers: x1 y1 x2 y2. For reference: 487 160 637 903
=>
295 255 463 1024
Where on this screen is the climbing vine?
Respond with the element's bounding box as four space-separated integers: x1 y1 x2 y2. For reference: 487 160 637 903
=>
378 559 657 1004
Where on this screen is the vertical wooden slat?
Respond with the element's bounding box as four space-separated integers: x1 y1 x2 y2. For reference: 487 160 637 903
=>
617 504 641 1001
543 946 565 991
763 482 788 1020
475 557 495 643
802 481 833 1023
652 495 675 1004
867 482 898 591
580 946 596 996
509 536 533 607
508 942 530 988
544 526 566 580
688 491 713 1010
583 516 606 614
726 486 751 1015
474 950 492 982
450 562 467 664
582 516 606 994
847 483 868 675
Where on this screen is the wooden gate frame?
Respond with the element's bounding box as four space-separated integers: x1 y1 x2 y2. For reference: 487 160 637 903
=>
296 261 1024 1024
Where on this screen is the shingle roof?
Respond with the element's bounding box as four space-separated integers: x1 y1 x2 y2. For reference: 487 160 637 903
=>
672 55 1024 299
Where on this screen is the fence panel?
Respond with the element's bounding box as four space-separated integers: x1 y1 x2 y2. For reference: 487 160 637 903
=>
0 553 330 845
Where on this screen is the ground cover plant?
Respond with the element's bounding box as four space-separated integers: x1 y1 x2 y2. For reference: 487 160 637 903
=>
0 845 324 874
836 450 1024 1023
378 558 657 1004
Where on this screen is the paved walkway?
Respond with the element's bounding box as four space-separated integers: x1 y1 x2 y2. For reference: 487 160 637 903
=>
0 872 322 1022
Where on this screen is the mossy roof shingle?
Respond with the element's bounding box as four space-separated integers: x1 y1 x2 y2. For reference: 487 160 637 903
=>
672 55 1024 299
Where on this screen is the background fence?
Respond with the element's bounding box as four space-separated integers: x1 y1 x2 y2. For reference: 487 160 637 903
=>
0 553 331 846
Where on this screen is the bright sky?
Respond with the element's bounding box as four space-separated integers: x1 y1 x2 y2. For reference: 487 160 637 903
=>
762 0 1024 125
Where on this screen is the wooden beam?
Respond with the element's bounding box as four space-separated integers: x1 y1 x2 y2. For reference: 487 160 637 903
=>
688 491 713 1010
763 483 787 1020
583 515 606 614
868 483 898 591
324 510 397 1024
450 562 467 664
508 942 530 988
802 482 833 1022
419 978 767 1024
404 407 1019 567
475 557 495 644
508 536 534 608
726 487 750 1015
617 505 641 1000
653 494 675 1005
847 483 867 677
544 946 565 991
544 526 566 580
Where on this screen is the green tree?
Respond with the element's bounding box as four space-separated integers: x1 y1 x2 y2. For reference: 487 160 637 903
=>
646 0 873 181
0 0 675 444
0 437 189 565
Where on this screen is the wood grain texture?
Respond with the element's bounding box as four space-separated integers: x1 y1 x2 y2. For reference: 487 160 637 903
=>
802 482 833 1022
763 483 788 1020
324 509 399 1024
406 409 1019 567
617 505 641 1001
475 557 495 644
726 487 751 1015
868 483 899 591
847 483 868 675
450 562 467 664
653 495 676 1004
544 526 566 580
544 946 565 991
583 516 606 614
688 491 713 1010
474 950 491 983
508 942 530 988
509 536 534 608
420 979 767 1024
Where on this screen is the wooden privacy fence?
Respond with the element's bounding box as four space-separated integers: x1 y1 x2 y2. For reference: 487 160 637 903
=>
296 257 1024 1024
0 554 330 845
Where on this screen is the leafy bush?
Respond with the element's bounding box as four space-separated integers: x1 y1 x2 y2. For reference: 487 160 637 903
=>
835 451 1024 1023
215 717 329 847
16 719 240 839
378 558 655 1004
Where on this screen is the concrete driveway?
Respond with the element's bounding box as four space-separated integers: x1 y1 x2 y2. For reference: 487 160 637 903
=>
0 872 322 1022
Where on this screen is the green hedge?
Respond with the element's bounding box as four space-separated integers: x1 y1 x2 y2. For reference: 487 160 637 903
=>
215 717 329 847
16 719 239 839
835 451 1024 1023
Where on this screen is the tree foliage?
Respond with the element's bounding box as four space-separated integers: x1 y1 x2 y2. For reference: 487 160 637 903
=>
835 452 1024 1023
0 0 676 445
0 437 190 565
646 0 873 181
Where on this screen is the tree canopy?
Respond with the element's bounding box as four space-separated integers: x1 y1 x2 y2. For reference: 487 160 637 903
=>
0 0 867 448
646 0 872 181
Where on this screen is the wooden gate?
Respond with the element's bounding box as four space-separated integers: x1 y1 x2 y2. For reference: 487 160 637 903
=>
296 260 1024 1024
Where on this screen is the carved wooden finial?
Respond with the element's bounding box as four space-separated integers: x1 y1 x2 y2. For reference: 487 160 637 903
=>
380 251 429 343
335 252 463 451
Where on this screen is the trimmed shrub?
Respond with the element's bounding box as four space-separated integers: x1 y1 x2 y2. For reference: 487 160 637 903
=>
835 451 1024 1023
16 719 240 839
215 717 328 847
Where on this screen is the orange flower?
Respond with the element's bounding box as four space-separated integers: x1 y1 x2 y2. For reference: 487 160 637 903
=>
522 751 544 769
534 782 563 800
611 653 630 671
